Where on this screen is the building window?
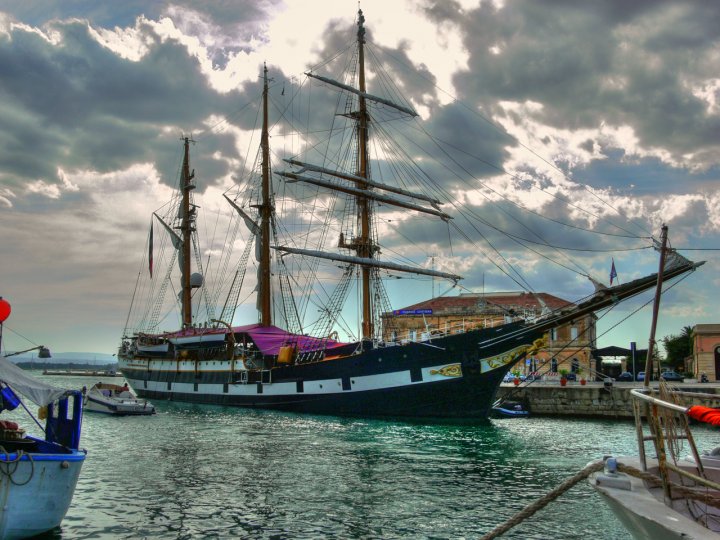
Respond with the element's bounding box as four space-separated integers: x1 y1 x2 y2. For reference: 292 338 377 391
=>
551 358 558 373
570 327 578 340
571 358 579 373
550 328 557 341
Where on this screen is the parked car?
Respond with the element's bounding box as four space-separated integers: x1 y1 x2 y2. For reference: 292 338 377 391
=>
565 373 577 382
636 371 645 381
660 370 684 382
616 372 634 382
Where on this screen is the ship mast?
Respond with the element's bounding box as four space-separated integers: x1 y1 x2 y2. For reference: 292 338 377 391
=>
259 64 273 326
180 136 195 328
275 9 460 343
356 9 373 340
644 224 669 388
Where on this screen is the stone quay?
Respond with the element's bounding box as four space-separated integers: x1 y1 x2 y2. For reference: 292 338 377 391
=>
496 381 720 419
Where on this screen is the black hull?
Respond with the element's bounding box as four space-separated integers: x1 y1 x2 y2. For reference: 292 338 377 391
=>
118 322 544 419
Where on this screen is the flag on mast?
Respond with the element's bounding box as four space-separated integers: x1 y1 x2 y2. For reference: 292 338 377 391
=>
610 258 617 285
149 218 154 278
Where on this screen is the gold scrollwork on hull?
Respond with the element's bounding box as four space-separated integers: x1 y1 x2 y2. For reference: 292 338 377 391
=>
429 364 462 377
527 335 548 356
481 334 548 373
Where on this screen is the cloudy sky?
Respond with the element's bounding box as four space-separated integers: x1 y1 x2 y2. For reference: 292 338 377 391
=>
0 0 718 356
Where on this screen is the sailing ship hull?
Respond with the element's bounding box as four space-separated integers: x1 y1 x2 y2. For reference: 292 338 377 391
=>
118 323 542 419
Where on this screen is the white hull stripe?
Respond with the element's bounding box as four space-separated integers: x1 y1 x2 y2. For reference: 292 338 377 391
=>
168 334 226 345
124 362 463 396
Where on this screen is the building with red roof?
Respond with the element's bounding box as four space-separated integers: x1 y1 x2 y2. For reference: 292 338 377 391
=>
382 291 597 379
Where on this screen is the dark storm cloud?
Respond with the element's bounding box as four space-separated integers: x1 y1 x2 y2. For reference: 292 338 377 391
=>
0 0 161 27
417 100 512 181
0 16 248 192
433 0 720 167
0 0 278 34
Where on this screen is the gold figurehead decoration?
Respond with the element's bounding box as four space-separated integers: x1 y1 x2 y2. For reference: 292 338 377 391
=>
481 334 549 373
527 335 548 356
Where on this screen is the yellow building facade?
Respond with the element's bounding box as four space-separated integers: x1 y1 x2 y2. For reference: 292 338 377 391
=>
382 292 597 379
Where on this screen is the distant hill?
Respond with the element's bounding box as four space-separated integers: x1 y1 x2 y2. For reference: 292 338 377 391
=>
5 352 116 365
15 361 118 371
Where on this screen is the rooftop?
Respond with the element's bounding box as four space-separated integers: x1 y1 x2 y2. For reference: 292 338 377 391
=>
388 291 573 316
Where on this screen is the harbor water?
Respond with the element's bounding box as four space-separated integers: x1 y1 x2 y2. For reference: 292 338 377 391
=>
13 374 720 539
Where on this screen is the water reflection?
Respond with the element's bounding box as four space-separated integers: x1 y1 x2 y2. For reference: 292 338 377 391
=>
22 375 720 538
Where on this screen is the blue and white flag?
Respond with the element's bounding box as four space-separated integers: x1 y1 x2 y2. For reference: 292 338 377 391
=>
610 258 617 285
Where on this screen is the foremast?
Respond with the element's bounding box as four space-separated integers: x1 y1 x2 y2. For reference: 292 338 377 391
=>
180 136 195 328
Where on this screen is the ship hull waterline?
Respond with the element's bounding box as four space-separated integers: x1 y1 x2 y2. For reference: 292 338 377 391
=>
119 324 540 420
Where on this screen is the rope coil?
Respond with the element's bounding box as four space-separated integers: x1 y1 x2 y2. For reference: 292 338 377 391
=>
0 445 35 486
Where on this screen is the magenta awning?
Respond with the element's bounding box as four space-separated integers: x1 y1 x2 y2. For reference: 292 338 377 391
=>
231 323 350 356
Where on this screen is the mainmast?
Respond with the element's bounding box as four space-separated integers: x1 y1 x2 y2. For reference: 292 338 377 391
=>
356 9 374 340
180 136 195 327
275 9 458 343
259 64 273 326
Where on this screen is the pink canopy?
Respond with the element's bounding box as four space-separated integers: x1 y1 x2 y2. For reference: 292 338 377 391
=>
161 323 351 356
232 324 350 355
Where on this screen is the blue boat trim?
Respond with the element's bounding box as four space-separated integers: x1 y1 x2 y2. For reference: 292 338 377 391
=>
0 451 86 462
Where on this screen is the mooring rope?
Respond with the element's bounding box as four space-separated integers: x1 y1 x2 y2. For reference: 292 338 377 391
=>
480 460 605 539
0 445 35 486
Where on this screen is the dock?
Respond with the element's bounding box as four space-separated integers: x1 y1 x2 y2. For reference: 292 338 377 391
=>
497 381 720 419
42 369 122 377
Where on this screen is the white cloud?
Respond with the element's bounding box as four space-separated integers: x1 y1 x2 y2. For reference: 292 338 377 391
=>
87 17 152 61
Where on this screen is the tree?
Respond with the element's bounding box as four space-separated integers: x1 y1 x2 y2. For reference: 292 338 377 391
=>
662 326 693 370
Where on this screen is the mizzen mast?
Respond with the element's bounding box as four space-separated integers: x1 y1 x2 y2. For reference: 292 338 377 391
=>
180 136 195 328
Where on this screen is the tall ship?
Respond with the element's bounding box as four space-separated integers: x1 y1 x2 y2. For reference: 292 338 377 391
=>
117 10 701 419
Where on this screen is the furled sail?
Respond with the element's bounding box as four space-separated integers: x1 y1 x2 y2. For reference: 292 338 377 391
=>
224 195 260 236
282 159 443 207
224 194 264 312
154 212 182 250
274 246 462 282
306 72 418 117
277 172 451 220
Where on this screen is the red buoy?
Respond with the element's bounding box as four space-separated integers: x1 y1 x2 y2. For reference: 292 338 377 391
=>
0 298 10 323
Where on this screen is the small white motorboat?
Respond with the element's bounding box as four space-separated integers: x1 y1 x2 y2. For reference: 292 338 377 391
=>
83 382 155 416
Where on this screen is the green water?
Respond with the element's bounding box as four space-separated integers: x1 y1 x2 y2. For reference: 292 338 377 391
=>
11 374 720 539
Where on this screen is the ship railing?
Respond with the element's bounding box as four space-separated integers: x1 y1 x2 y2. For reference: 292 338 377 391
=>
391 320 485 345
630 386 720 505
